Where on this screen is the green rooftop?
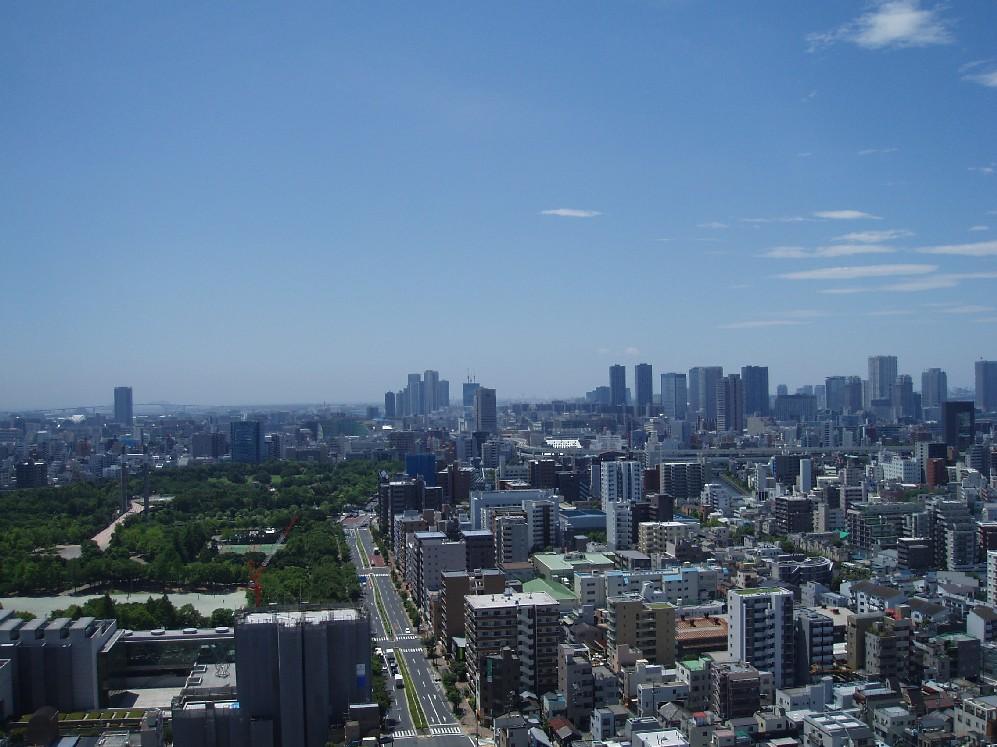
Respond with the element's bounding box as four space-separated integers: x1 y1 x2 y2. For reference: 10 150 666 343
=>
523 577 577 602
680 658 708 671
533 552 614 572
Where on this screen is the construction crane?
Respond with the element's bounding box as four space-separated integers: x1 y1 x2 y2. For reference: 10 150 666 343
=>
246 513 300 607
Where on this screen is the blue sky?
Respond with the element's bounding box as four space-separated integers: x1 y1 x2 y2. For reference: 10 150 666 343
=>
2 1 996 408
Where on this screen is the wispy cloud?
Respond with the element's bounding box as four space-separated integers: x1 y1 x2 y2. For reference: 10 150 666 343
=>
807 0 954 51
697 221 729 229
969 225 990 232
961 60 997 88
858 147 899 156
972 317 997 324
813 209 882 220
540 208 601 218
867 309 914 317
916 240 997 256
820 271 997 294
833 229 913 243
623 346 641 356
760 244 896 259
741 216 812 224
780 263 936 281
939 304 995 314
718 319 809 330
797 152 814 158
969 165 996 176
801 90 818 102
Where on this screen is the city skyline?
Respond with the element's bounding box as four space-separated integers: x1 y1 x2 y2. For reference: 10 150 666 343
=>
3 2 997 407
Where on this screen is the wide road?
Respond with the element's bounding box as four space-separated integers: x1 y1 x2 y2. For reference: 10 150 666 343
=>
345 519 473 746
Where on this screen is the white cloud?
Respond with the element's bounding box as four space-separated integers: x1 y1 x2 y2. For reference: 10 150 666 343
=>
915 240 997 256
867 309 913 316
741 216 812 224
969 165 996 175
961 60 997 88
780 263 935 281
807 1 954 51
820 271 997 294
797 152 814 158
858 147 899 156
623 346 641 356
802 90 818 102
813 209 882 220
540 208 601 218
972 317 997 324
697 221 729 229
761 244 895 259
833 229 913 243
939 304 995 314
718 320 809 330
969 225 990 232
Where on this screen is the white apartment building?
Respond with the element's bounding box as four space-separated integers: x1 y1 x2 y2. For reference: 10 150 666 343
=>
727 587 795 689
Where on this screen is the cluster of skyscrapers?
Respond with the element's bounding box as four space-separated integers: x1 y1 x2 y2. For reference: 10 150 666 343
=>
589 358 997 430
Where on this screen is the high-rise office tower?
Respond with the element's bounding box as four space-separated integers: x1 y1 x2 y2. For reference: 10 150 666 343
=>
634 363 653 414
776 384 789 397
113 386 133 426
741 366 770 416
609 365 627 408
474 387 497 434
921 368 948 409
384 391 396 419
868 355 898 402
423 369 440 412
824 376 847 413
235 608 371 747
407 373 424 415
463 381 480 408
727 587 795 688
230 420 264 464
976 361 997 412
689 366 723 421
717 374 745 432
892 374 916 420
942 401 975 451
843 376 864 413
660 373 688 419
437 379 450 408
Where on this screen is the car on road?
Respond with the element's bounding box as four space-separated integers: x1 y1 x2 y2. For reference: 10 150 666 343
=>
404 628 411 634
394 673 404 688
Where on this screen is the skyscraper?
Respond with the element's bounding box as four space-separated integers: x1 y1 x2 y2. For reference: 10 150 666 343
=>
716 373 745 432
741 366 770 416
824 376 847 413
976 360 997 412
892 374 916 420
921 368 948 410
437 379 450 408
868 355 898 402
609 365 627 408
230 420 264 464
407 373 424 415
942 401 975 452
423 369 440 412
113 386 133 426
384 391 396 419
690 366 723 422
634 363 653 414
660 373 688 419
474 387 497 434
463 381 480 408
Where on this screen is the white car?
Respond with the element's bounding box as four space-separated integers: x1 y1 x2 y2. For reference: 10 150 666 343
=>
404 628 411 635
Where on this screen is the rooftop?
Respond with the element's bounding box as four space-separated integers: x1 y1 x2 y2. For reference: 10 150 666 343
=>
466 591 559 610
240 608 361 626
523 578 577 602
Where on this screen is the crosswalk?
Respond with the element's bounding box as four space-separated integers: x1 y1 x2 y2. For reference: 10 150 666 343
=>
430 725 464 735
392 730 417 738
375 634 419 642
